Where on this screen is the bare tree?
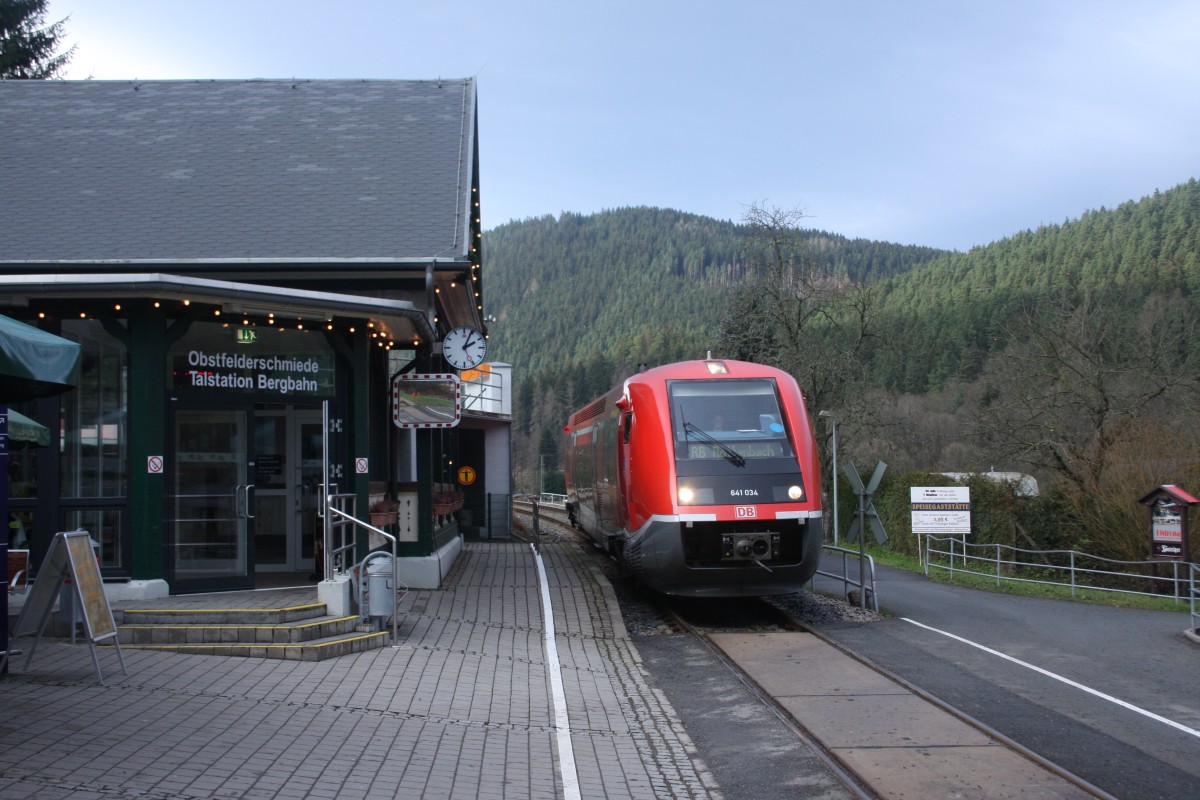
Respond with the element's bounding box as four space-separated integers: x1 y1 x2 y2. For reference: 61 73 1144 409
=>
971 290 1200 494
717 203 876 416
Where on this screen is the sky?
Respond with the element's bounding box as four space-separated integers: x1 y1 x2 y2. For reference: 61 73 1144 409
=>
44 0 1200 252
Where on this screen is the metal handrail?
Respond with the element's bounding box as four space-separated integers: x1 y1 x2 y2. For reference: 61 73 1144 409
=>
1191 564 1199 633
813 545 879 612
322 490 358 580
924 534 1198 603
326 501 404 646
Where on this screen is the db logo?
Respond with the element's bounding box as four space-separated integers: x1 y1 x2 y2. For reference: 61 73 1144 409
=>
735 506 757 519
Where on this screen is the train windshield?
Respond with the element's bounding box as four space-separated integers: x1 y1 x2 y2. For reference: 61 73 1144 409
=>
668 379 794 462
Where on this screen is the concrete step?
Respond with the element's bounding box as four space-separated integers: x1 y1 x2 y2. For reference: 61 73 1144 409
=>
117 614 361 645
117 602 329 627
106 628 391 661
105 601 391 661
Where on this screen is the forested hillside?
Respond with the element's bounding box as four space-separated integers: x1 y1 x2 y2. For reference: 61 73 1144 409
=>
484 207 943 379
866 179 1200 393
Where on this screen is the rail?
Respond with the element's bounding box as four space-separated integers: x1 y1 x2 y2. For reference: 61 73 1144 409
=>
812 545 879 612
923 534 1198 604
322 490 358 580
323 491 404 645
460 368 507 415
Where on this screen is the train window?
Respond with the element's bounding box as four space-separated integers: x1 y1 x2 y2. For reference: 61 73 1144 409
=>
622 412 632 444
667 379 794 461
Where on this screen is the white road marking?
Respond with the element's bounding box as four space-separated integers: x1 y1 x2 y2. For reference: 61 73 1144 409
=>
533 544 582 800
902 617 1200 740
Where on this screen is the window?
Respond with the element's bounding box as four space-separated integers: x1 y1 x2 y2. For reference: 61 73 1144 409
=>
60 320 128 568
668 379 794 461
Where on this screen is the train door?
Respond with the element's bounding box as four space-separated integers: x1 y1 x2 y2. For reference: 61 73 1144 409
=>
616 410 632 529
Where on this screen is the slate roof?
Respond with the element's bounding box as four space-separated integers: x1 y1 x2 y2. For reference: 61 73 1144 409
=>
0 79 478 264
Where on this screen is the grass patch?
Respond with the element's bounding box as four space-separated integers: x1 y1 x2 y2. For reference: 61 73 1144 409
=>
862 547 1190 613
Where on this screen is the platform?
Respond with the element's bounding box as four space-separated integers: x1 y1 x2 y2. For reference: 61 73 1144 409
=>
0 541 714 799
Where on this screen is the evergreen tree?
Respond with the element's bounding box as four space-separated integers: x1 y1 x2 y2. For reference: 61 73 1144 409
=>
0 0 75 78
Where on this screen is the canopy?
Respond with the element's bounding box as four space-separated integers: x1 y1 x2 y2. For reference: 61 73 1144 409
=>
0 314 81 402
6 408 51 447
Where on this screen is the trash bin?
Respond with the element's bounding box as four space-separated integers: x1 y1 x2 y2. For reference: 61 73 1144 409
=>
365 553 394 622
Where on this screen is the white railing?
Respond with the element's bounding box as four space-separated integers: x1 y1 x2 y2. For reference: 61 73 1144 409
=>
923 534 1196 604
460 366 511 416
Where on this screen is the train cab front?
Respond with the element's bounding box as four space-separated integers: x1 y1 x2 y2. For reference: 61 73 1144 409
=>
631 364 824 596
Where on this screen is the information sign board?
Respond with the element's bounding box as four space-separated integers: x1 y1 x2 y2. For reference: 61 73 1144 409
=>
3 530 126 684
911 486 971 534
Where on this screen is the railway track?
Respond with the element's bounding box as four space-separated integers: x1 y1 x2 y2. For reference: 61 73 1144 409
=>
514 497 1105 799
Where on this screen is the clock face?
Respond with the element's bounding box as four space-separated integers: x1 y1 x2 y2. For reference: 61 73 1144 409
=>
442 326 486 370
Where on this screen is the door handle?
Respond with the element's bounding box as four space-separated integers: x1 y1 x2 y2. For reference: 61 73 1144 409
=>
245 484 256 519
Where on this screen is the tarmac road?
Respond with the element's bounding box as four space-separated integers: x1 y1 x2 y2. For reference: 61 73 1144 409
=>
812 565 1200 799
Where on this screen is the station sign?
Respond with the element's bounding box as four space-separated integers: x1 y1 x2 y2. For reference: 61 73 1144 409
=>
168 324 334 397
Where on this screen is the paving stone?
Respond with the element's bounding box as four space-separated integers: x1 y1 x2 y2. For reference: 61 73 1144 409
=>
1 541 714 798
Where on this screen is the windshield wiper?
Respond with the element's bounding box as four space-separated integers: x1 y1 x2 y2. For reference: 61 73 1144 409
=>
684 421 746 467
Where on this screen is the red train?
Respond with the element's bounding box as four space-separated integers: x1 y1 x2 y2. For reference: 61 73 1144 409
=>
564 357 823 596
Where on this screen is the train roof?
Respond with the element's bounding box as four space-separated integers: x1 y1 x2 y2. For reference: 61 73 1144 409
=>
630 358 794 383
566 358 799 430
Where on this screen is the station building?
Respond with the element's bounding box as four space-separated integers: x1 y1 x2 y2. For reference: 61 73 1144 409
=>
1 78 510 597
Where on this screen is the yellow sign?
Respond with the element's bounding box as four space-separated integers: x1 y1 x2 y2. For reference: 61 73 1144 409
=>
457 465 477 486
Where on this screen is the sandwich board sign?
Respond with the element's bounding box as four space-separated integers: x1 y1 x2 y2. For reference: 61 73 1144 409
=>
1 530 126 685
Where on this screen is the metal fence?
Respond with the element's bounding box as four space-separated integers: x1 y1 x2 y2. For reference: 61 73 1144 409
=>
1192 564 1199 632
457 492 514 539
923 534 1198 605
812 544 879 612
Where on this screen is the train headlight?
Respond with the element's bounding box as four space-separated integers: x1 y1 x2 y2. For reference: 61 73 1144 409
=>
788 485 804 500
678 486 695 504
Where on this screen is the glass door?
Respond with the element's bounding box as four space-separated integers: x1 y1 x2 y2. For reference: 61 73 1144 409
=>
297 416 324 569
169 407 254 592
253 410 322 573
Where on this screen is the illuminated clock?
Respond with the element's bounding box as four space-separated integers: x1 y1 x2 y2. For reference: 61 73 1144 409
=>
441 325 486 370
